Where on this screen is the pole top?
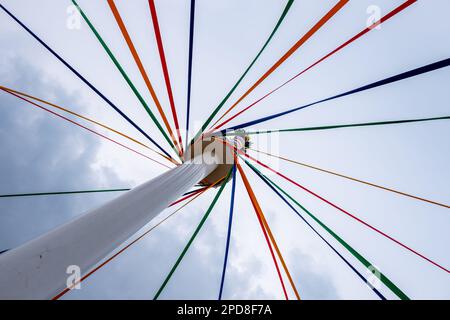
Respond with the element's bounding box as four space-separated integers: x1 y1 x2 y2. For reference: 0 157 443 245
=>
184 131 249 187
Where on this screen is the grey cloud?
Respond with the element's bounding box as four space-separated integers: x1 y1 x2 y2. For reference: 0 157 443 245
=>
0 58 271 300
0 58 127 248
0 58 341 300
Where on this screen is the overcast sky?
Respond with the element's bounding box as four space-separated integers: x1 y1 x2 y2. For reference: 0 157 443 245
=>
0 0 449 299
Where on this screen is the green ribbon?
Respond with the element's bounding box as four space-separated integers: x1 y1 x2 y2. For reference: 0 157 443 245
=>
225 116 450 136
153 169 233 299
0 188 130 198
191 0 295 144
244 160 410 300
72 0 180 160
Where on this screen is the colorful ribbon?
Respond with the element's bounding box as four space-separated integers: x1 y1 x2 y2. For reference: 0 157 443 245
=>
246 161 387 300
193 0 295 142
148 0 184 155
0 189 130 199
72 0 180 159
213 0 417 130
185 0 196 149
107 0 183 157
236 161 289 300
226 58 450 131
249 148 450 209
153 170 233 299
218 165 237 300
226 116 450 136
52 175 223 300
239 150 450 274
2 89 173 169
0 3 173 160
0 85 177 165
211 0 349 129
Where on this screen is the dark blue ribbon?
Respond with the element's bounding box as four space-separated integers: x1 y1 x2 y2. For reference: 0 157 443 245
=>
225 58 450 132
0 3 173 159
246 161 386 300
185 0 196 149
218 164 237 300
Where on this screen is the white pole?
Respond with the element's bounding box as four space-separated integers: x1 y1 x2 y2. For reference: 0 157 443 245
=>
0 155 218 299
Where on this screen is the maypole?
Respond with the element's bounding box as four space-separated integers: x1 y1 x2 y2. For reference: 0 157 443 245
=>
0 138 234 299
